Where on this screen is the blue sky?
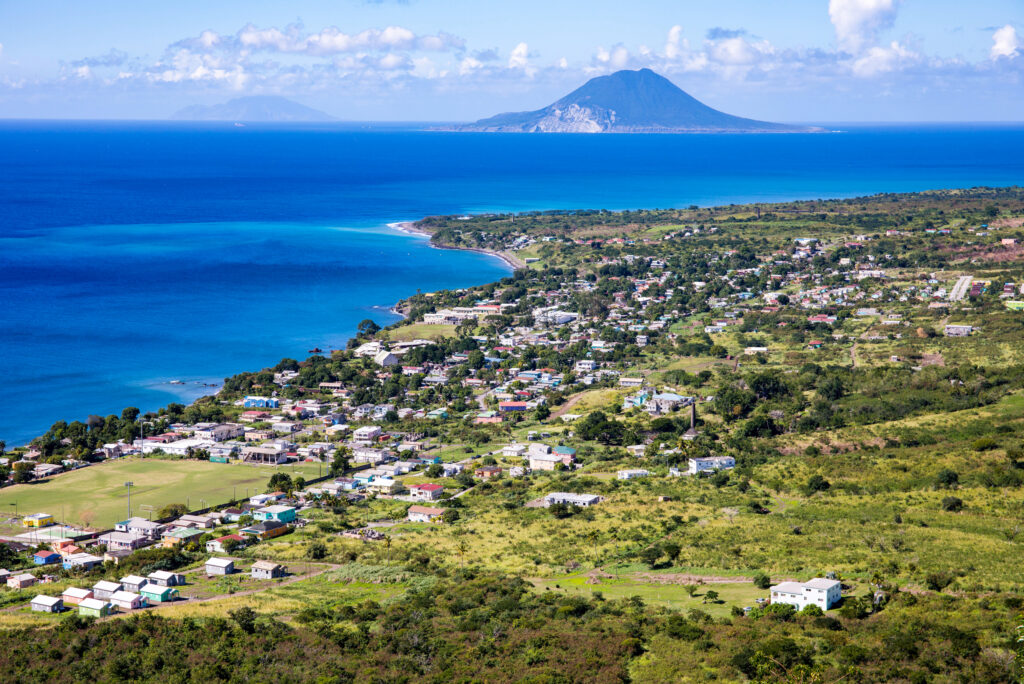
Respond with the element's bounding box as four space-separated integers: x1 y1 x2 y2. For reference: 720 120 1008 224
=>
0 0 1021 120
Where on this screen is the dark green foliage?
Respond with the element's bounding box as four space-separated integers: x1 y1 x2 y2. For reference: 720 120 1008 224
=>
941 496 965 512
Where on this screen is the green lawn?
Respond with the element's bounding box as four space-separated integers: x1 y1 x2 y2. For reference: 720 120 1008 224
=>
0 458 322 529
385 323 456 342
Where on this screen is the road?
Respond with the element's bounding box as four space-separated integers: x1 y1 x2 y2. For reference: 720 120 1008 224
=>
949 275 972 302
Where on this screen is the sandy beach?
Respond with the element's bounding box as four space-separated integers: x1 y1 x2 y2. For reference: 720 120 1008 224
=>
386 220 526 270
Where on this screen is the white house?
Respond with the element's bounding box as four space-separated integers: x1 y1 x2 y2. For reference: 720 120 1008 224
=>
407 505 445 523
770 578 841 611
373 350 399 367
543 492 602 508
688 456 736 475
617 469 650 480
205 557 235 576
31 595 63 613
352 425 382 442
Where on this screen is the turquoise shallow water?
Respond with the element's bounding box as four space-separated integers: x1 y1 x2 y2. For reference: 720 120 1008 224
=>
1 121 1023 444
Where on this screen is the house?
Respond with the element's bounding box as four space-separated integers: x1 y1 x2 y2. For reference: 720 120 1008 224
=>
62 553 103 571
367 478 403 495
97 531 150 552
475 411 503 424
373 350 400 367
543 493 602 508
647 392 690 415
7 573 36 589
109 590 146 611
352 425 382 442
441 463 464 477
239 520 291 540
206 534 246 554
22 513 54 528
618 377 645 388
251 560 286 580
161 527 205 548
33 550 61 566
92 580 123 600
944 324 973 337
220 508 246 523
770 578 842 611
78 598 113 618
253 505 297 524
118 575 148 593
474 466 502 480
243 396 279 409
115 517 164 540
62 587 93 605
30 595 63 613
241 444 289 465
205 557 235 576
502 444 527 458
529 452 564 472
140 584 179 603
617 469 650 480
498 401 529 412
407 483 444 502
688 456 736 475
407 505 446 523
146 570 185 587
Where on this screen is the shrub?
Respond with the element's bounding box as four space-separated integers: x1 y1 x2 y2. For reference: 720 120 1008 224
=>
800 604 824 616
752 572 771 589
972 437 998 451
941 496 964 512
935 469 959 488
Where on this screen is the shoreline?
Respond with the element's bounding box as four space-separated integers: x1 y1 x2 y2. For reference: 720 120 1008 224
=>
387 220 526 270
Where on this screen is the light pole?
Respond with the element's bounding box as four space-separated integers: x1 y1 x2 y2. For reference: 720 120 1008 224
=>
124 482 134 519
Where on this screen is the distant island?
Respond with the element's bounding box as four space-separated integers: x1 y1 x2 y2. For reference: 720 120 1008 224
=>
453 68 821 133
172 96 335 122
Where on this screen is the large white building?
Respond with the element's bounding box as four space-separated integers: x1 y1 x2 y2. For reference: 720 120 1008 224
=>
769 578 842 611
688 456 736 475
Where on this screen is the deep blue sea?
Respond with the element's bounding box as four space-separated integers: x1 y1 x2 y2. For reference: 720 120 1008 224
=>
1 121 1022 444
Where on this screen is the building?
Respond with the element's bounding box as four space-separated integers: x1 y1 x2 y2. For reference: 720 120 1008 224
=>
239 520 291 541
352 425 382 442
407 505 446 523
62 553 103 571
373 350 400 367
120 575 149 593
770 578 842 611
146 570 185 587
206 534 246 554
7 573 35 589
97 531 150 552
543 493 602 508
162 527 205 548
78 598 113 618
62 587 93 606
140 585 179 603
529 452 565 471
407 483 444 502
30 595 63 613
33 550 60 565
243 396 279 409
944 324 973 337
253 505 297 524
92 580 123 600
617 469 650 480
205 557 235 576
110 590 146 611
474 466 502 480
22 513 54 528
115 517 164 540
688 456 736 475
251 560 286 580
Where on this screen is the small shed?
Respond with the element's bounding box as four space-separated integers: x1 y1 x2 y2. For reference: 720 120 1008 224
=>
205 557 235 576
251 560 286 580
78 598 112 618
147 570 185 587
120 575 149 593
140 585 179 603
92 580 123 600
30 595 63 613
7 573 36 589
61 587 93 605
109 590 146 611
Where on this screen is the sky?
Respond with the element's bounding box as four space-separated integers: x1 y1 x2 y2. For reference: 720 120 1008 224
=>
0 0 1021 121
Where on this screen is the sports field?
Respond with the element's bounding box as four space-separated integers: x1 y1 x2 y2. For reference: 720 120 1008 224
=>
0 458 323 530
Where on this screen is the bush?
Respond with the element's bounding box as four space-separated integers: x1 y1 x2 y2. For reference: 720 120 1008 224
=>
800 603 824 616
941 496 964 512
935 469 959 488
752 572 771 589
804 475 831 494
971 437 998 451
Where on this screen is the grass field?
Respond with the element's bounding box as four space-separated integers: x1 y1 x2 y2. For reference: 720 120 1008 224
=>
0 458 323 530
385 323 457 341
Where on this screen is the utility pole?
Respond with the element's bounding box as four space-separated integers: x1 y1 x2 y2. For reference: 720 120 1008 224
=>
124 481 134 519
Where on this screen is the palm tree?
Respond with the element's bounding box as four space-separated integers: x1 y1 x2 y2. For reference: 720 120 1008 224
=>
456 538 469 568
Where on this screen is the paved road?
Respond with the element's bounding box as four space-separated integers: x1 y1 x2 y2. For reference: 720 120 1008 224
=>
949 275 972 301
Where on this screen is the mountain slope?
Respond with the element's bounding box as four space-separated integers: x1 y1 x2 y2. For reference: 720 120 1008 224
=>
457 69 817 133
172 96 335 122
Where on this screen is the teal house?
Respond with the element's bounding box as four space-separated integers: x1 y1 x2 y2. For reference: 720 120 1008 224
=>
140 585 179 603
253 505 297 523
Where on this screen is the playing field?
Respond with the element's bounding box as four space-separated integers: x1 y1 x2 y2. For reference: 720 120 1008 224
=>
0 458 324 530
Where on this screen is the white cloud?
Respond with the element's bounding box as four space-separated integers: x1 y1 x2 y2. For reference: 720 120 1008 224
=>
851 40 916 76
829 0 900 53
175 24 464 57
508 42 529 69
0 43 4 58
665 25 685 60
991 24 1020 60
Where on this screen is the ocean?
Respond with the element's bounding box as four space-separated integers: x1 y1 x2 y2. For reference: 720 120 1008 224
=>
1 121 1023 444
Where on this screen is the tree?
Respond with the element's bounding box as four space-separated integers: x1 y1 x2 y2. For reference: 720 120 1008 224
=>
330 448 351 476
357 319 380 336
936 468 959 488
534 404 551 421
229 607 257 634
120 407 140 423
12 462 33 484
753 572 771 589
158 503 188 519
639 545 662 568
941 496 964 512
293 476 306 491
683 584 698 597
267 473 293 493
703 590 720 604
441 509 460 524
662 541 681 563
804 475 831 495
308 541 327 560
426 464 443 478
